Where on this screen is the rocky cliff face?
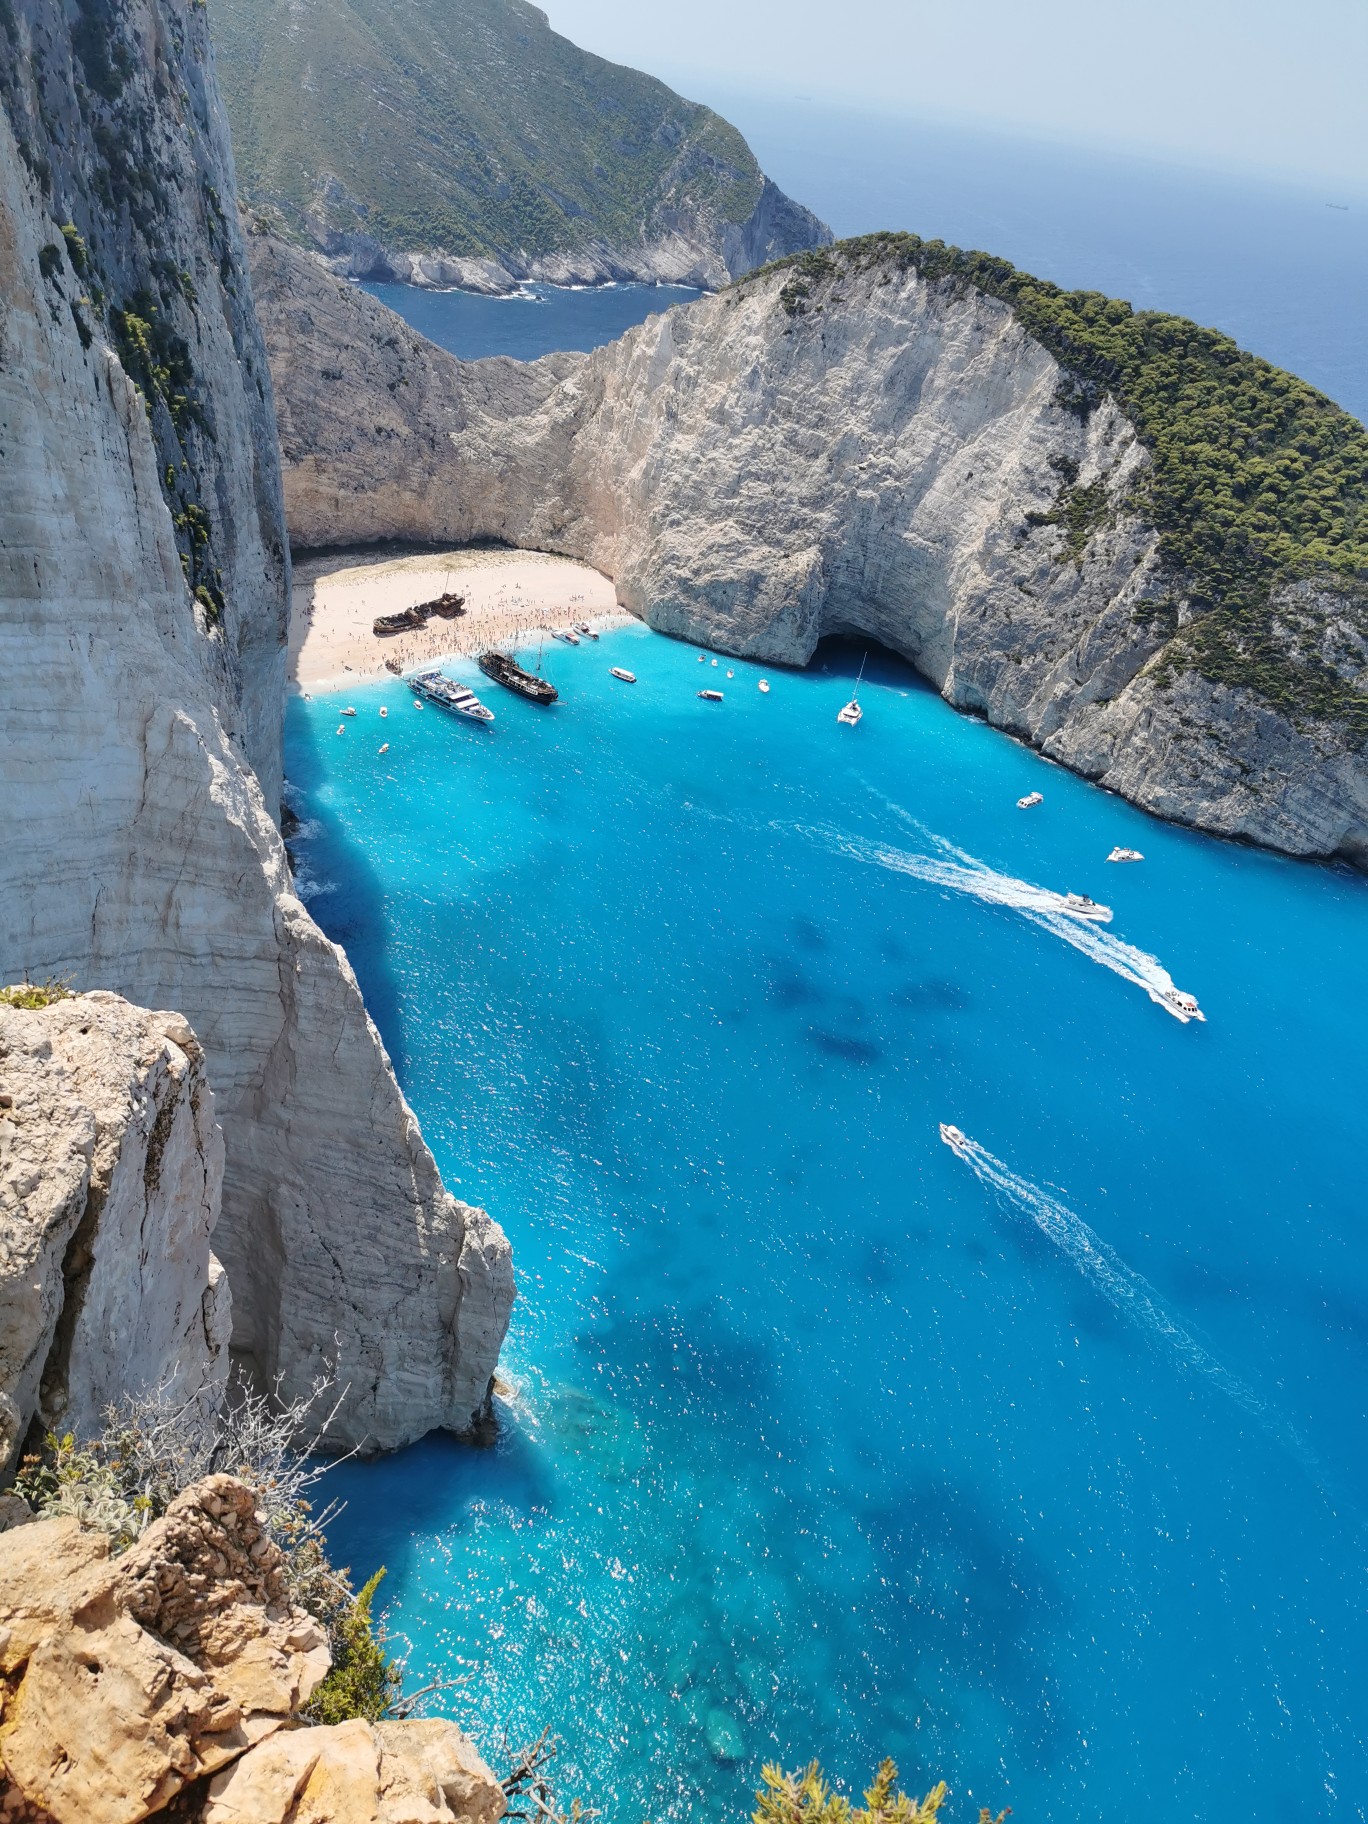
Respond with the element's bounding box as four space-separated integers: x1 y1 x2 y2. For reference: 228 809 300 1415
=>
0 994 229 1476
0 0 512 1450
0 1474 508 1824
252 236 1368 865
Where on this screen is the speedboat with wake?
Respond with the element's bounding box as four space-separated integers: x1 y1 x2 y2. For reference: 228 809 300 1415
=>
939 1123 968 1151
410 670 494 722
478 650 558 704
1058 891 1112 923
1155 986 1205 1023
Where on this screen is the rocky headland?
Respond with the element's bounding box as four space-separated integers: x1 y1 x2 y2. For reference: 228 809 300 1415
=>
0 0 513 1454
211 0 830 294
251 234 1368 865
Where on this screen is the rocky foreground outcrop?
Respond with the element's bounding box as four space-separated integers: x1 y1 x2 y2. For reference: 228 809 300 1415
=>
0 1475 506 1824
252 236 1368 865
0 993 229 1476
0 0 512 1449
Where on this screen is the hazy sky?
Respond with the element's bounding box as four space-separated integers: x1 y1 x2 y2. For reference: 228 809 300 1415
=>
541 0 1367 189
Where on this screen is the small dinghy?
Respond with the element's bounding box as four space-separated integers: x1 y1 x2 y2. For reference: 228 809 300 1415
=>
698 688 723 701
1107 846 1144 863
610 667 637 683
1017 791 1044 809
379 706 388 719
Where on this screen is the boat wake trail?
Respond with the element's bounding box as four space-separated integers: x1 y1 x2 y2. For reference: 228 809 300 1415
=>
941 1124 1321 1474
800 810 1202 1020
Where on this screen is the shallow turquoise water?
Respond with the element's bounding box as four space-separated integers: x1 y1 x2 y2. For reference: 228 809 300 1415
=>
289 631 1368 1822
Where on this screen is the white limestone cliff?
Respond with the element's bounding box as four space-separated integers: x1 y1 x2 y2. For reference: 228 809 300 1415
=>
0 993 230 1474
0 0 512 1452
252 236 1368 866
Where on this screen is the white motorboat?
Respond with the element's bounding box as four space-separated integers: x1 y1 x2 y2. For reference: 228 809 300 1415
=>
342 706 356 717
410 670 494 722
610 667 637 683
698 688 723 701
552 628 580 645
576 623 599 640
939 1123 968 1150
1107 846 1144 863
1059 892 1112 923
758 680 771 693
1017 791 1043 809
1155 986 1205 1023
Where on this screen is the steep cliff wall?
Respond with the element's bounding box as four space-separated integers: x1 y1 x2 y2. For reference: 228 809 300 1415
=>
253 236 1368 865
0 0 512 1449
0 993 229 1475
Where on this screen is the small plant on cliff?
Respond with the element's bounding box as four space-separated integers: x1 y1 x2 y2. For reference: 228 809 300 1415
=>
755 1760 1007 1824
0 974 74 1009
306 1567 403 1724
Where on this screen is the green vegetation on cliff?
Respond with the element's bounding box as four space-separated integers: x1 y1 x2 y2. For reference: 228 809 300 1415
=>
210 0 790 268
759 232 1368 738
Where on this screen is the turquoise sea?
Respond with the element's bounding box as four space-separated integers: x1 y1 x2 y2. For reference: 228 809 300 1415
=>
289 632 1368 1823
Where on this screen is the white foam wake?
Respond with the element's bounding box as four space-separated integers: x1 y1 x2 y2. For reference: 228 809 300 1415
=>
799 813 1203 1021
940 1125 1328 1483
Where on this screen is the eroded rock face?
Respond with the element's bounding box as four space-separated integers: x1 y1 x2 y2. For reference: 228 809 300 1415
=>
0 993 229 1475
0 1477 329 1824
0 0 512 1450
0 1477 506 1824
252 236 1368 865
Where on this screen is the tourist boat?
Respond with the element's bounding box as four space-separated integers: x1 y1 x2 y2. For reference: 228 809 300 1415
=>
552 628 580 645
939 1123 967 1150
1059 892 1112 923
411 670 495 722
576 623 598 639
1107 846 1144 863
609 667 636 683
758 680 770 693
478 650 558 704
698 689 723 701
341 706 356 717
836 653 866 726
1156 986 1205 1023
1017 791 1044 809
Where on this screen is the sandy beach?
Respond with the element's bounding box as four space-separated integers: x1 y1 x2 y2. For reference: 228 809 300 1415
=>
289 546 629 693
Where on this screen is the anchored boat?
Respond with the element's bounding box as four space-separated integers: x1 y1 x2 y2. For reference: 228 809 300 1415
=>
1108 846 1144 863
410 670 494 721
1017 791 1044 809
698 689 723 701
478 650 558 704
552 628 581 645
837 653 867 726
609 667 637 683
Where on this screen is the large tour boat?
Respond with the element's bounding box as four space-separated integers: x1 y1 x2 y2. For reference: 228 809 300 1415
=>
410 670 494 722
478 650 559 703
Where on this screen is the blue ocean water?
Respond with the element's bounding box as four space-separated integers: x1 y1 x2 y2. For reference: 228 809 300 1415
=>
289 632 1368 1823
362 104 1367 423
357 278 701 362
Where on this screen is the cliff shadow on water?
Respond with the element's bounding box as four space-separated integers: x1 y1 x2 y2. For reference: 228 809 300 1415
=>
283 695 412 1084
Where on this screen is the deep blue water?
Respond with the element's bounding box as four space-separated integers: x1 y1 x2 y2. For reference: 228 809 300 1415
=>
357 279 701 362
363 104 1367 423
289 632 1368 1823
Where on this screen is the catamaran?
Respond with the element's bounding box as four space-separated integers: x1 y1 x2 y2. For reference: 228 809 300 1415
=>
837 654 867 726
410 670 494 722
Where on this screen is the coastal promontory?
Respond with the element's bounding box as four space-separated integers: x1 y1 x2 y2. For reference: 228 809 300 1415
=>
252 233 1368 866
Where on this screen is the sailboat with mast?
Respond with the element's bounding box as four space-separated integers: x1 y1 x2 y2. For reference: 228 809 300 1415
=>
836 653 867 726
